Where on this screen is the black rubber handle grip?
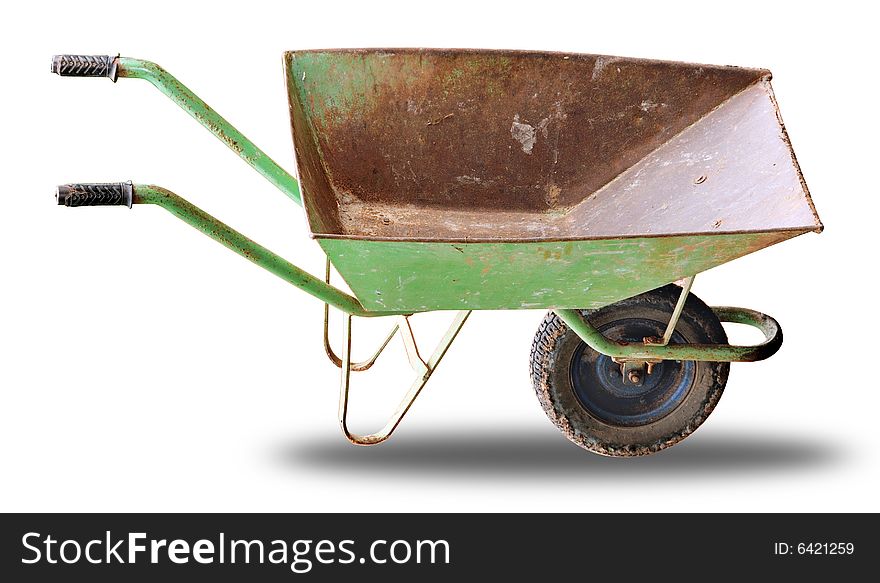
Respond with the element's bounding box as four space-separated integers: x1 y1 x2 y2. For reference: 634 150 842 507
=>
51 55 118 81
56 182 133 208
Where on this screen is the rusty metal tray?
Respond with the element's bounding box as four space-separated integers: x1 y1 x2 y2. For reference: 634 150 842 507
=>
285 49 820 311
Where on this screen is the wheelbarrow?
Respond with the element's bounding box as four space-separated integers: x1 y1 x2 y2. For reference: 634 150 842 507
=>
51 49 822 456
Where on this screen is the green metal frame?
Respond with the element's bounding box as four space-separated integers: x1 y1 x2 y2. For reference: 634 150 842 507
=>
136 184 783 363
555 306 782 363
117 58 303 206
133 185 401 318
59 56 784 365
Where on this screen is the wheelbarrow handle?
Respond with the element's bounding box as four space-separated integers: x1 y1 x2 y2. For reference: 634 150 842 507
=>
50 55 118 81
50 54 301 206
54 182 407 318
56 182 133 208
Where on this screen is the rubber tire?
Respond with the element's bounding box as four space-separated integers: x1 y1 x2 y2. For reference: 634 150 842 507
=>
530 285 730 457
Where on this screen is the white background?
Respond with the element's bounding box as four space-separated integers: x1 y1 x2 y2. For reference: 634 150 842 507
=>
2 1 877 512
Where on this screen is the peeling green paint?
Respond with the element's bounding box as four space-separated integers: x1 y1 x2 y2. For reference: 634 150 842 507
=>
318 231 803 311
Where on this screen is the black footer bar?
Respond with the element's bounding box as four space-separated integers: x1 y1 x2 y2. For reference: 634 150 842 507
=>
2 513 875 580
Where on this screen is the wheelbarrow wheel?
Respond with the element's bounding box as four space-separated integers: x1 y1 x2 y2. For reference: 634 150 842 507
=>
530 285 729 457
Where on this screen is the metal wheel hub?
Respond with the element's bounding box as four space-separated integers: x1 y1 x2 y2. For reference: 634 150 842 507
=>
569 318 695 427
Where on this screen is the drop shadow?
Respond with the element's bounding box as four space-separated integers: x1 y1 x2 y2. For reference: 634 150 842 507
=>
274 426 845 480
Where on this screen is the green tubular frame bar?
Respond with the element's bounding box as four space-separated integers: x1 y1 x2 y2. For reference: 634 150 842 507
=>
118 58 303 206
555 307 782 363
51 54 782 365
133 185 403 318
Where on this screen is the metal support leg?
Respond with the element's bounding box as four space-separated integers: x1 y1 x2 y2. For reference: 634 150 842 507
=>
338 311 471 446
660 275 695 346
323 258 399 371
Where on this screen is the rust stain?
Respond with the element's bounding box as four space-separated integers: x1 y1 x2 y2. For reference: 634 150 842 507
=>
426 113 454 126
545 183 562 207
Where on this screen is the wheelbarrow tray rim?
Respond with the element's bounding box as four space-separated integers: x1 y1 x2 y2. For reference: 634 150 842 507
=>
284 47 771 76
309 225 820 244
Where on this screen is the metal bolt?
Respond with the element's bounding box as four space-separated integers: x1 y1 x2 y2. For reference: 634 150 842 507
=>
628 371 642 384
